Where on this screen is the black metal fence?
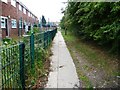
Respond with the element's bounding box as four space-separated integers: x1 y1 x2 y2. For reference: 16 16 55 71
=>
0 29 57 89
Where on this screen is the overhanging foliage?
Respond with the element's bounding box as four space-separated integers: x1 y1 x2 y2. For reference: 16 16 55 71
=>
60 2 120 54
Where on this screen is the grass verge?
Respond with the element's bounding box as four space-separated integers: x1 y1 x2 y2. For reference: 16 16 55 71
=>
62 30 119 88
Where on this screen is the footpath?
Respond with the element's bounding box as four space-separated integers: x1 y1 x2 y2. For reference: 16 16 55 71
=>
45 31 80 88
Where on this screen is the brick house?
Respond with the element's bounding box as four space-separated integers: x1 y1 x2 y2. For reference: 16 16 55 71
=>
0 0 39 39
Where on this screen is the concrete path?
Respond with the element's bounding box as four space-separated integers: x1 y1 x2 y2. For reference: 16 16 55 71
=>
45 31 80 88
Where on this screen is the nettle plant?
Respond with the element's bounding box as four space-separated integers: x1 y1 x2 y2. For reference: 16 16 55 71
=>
1 38 20 88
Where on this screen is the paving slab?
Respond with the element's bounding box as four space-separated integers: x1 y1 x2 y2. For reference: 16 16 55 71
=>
45 31 80 88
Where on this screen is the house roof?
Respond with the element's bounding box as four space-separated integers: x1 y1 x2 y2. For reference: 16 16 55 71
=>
16 0 38 19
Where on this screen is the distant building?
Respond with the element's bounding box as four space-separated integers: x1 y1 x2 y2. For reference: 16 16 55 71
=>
0 0 39 39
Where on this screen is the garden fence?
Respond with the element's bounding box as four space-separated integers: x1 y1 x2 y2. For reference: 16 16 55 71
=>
0 28 57 89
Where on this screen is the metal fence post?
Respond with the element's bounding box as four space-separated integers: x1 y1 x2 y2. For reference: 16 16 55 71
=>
48 31 50 46
0 47 2 89
44 32 46 49
49 31 51 44
47 31 49 47
30 33 34 68
19 42 25 90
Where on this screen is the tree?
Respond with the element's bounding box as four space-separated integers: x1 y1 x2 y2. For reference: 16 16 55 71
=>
60 2 120 54
41 15 46 27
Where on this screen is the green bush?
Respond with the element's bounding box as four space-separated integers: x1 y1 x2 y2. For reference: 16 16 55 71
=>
60 2 120 54
2 38 17 45
33 27 40 34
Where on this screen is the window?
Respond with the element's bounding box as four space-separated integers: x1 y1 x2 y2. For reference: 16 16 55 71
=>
19 20 23 28
11 0 16 7
11 19 17 28
28 12 30 17
0 16 6 28
1 0 7 3
33 15 34 19
19 4 22 11
23 21 26 29
23 8 26 14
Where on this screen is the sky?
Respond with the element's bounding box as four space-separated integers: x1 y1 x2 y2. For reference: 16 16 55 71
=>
20 0 67 22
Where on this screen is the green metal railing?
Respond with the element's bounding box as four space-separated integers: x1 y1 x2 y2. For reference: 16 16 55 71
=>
0 28 57 89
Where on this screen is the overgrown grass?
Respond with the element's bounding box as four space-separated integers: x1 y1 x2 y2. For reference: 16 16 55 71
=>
62 30 119 88
26 47 50 88
62 30 118 72
0 41 2 45
62 31 92 88
66 45 93 87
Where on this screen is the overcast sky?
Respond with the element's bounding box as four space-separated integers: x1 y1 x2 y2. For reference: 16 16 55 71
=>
20 0 67 22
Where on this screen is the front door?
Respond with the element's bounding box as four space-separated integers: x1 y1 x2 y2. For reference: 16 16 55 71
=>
5 19 8 36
